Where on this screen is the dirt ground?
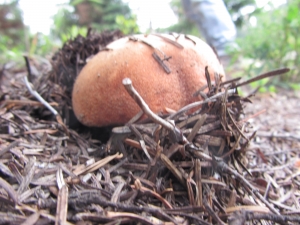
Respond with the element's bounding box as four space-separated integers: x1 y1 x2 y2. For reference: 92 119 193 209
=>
0 35 299 224
244 90 300 169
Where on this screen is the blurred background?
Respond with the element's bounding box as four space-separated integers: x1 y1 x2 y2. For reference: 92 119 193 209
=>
0 0 299 91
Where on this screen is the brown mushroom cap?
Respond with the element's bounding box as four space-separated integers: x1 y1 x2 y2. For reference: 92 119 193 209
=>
72 34 225 127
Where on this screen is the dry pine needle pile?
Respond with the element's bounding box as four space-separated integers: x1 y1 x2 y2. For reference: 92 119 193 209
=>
0 30 299 225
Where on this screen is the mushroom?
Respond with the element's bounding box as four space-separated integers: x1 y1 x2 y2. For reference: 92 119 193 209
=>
72 33 225 127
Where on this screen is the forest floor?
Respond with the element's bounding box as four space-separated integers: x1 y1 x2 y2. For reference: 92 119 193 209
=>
0 35 299 224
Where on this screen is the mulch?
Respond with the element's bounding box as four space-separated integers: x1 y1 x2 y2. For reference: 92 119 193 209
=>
0 30 299 225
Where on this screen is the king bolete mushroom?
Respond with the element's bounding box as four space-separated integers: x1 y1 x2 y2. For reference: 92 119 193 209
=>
72 33 225 127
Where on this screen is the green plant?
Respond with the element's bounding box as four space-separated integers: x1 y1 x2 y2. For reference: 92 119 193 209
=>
51 7 77 42
51 0 139 41
29 33 60 57
0 1 59 64
224 0 260 27
60 26 88 43
0 0 25 63
115 15 139 35
159 0 200 36
234 0 300 91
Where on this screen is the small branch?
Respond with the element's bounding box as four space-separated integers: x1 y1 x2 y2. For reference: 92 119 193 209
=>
221 77 242 86
256 131 300 141
123 78 187 143
130 184 173 209
0 177 19 205
151 33 184 49
204 199 226 225
70 191 178 224
160 153 186 186
205 66 212 91
234 68 290 88
152 52 171 74
23 56 33 82
0 140 19 157
169 89 235 120
129 124 152 161
23 62 69 135
23 76 58 116
195 159 203 207
187 114 207 141
213 157 280 215
229 210 300 225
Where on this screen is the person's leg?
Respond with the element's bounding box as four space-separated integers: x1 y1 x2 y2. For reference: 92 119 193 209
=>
182 0 236 58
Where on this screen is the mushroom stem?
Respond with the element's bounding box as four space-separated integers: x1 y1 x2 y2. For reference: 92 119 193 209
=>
122 78 187 144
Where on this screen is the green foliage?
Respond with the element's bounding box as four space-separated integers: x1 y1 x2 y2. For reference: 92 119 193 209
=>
29 33 60 57
223 0 260 27
1 0 138 65
0 0 24 42
0 32 60 64
0 1 26 63
57 25 88 43
51 0 140 40
249 77 277 93
0 1 60 64
233 0 300 91
157 19 200 37
160 0 200 36
51 7 77 41
115 15 139 35
0 38 24 63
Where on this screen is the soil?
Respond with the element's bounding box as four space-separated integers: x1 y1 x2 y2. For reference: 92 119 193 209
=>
0 32 299 225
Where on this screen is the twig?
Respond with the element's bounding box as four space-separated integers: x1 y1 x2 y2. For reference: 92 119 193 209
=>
229 210 300 225
16 204 73 225
23 62 69 135
168 89 235 120
239 109 266 123
123 78 172 130
212 157 280 215
186 144 212 161
195 159 203 206
23 76 58 116
55 169 68 225
68 191 178 224
151 33 184 49
130 184 173 209
205 66 212 91
0 177 19 204
221 77 242 86
124 138 156 156
152 52 171 74
234 68 290 88
0 140 19 157
187 114 207 141
160 153 186 186
204 199 226 225
129 36 167 61
123 78 187 143
106 211 158 225
23 56 33 82
256 131 300 141
129 124 152 161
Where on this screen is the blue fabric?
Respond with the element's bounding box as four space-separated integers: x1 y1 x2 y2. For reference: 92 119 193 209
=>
182 0 237 57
